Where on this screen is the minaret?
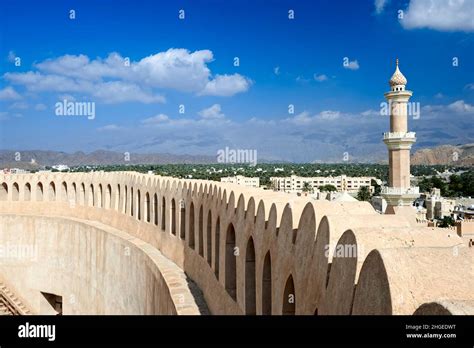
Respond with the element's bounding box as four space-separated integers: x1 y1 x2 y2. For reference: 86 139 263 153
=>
382 59 419 214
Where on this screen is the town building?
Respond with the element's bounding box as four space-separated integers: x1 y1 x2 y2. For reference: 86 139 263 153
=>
220 175 260 188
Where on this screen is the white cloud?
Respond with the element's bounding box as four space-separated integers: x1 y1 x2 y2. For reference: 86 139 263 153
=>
465 83 474 90
97 124 123 131
314 74 328 82
343 60 359 70
9 102 28 110
35 103 47 111
448 100 473 113
374 0 389 14
198 104 225 119
274 66 280 75
0 86 21 100
317 110 341 120
200 74 251 96
3 48 252 104
401 0 474 32
361 109 380 117
141 114 170 125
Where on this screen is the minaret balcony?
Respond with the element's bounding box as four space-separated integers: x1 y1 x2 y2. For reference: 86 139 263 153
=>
383 132 416 149
383 132 416 140
381 186 419 195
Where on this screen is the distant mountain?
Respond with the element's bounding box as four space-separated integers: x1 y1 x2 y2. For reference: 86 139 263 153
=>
0 150 217 169
411 144 474 166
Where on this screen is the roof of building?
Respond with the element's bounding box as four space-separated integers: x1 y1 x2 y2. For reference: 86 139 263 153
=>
389 59 407 87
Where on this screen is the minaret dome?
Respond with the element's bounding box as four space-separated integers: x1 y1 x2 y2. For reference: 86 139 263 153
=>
389 58 407 91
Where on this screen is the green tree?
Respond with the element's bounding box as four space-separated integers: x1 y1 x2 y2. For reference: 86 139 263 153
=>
357 186 371 202
302 182 312 193
438 216 455 228
319 184 337 192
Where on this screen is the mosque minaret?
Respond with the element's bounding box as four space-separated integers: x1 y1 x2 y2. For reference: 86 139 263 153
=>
382 59 419 213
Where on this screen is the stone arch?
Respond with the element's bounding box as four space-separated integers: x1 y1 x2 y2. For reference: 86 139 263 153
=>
153 193 158 226
130 187 134 217
136 189 141 220
206 210 212 266
0 182 7 201
225 223 237 301
171 198 177 235
145 192 150 223
188 202 195 248
79 183 85 205
60 181 67 202
262 251 272 315
71 183 77 204
105 184 112 209
24 183 31 201
245 237 256 315
12 182 19 201
124 185 128 214
88 184 94 207
36 182 44 201
215 216 220 278
180 200 186 239
198 205 204 256
48 181 56 201
98 184 103 208
282 275 296 315
115 184 121 211
161 196 166 230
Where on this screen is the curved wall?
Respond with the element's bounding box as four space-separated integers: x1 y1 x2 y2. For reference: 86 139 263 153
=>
0 171 472 315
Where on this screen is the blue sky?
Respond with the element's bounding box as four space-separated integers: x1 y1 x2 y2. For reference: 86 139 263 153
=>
0 0 473 162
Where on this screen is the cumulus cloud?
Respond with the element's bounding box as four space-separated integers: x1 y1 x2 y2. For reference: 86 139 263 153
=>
0 86 21 100
200 74 251 96
447 100 473 113
401 0 474 32
343 59 359 70
374 0 389 14
7 51 16 63
198 104 225 119
3 49 252 103
317 110 341 120
274 66 280 75
141 114 170 125
314 74 328 82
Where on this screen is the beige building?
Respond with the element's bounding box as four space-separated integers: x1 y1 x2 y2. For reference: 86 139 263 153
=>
220 175 260 188
270 175 380 194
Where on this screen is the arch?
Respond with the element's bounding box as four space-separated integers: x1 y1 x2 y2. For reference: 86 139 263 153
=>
12 182 19 201
145 192 150 223
225 223 237 301
71 183 77 205
262 251 272 315
48 181 56 201
179 200 186 239
206 211 212 265
161 196 166 230
153 193 158 226
124 186 128 214
24 183 31 201
282 275 296 315
60 181 67 202
188 202 195 248
245 237 256 315
105 184 112 209
115 184 121 211
88 184 94 207
130 187 134 217
97 184 103 208
136 189 141 220
214 217 220 278
0 183 8 201
79 183 85 205
171 198 176 235
36 182 44 201
198 205 204 256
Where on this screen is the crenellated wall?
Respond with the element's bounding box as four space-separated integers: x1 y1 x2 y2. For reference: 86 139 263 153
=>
0 171 472 315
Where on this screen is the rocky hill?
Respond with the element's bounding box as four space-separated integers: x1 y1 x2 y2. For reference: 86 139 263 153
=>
411 144 474 166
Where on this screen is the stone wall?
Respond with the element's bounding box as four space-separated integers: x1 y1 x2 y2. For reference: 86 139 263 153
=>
0 171 472 315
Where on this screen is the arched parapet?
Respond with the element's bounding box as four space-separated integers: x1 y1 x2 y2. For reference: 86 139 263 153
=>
320 229 358 315
414 300 474 315
353 247 474 315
